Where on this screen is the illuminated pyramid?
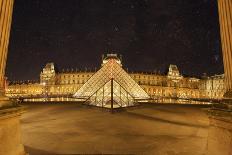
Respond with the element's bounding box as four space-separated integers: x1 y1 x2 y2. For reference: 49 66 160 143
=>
73 54 150 108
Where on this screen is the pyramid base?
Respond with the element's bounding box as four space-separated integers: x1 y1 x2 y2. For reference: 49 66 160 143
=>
86 100 137 109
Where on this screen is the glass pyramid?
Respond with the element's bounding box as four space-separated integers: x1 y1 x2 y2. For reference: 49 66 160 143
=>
73 57 150 108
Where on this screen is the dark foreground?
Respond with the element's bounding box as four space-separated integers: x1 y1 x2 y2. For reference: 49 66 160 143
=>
21 103 210 155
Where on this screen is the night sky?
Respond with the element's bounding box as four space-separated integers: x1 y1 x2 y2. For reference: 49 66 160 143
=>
6 0 224 81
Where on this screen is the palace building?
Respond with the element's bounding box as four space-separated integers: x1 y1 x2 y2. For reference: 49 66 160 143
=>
6 54 225 103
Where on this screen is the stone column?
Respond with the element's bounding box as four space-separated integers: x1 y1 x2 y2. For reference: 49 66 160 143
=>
218 0 232 98
206 0 232 155
0 0 26 154
0 0 14 107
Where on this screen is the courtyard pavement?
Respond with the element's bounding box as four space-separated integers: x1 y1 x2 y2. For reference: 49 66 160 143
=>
20 103 210 155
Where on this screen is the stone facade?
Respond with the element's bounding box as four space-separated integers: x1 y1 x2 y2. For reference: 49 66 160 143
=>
40 63 56 85
6 60 225 102
202 74 225 99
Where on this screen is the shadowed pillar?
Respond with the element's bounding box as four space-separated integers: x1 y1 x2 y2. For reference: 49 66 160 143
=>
207 0 232 155
0 0 26 155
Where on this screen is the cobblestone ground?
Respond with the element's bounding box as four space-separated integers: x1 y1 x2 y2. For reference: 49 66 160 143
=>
21 103 209 155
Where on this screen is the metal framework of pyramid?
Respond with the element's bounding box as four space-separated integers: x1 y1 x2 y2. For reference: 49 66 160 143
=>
73 58 150 108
